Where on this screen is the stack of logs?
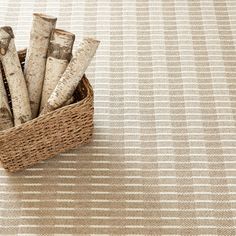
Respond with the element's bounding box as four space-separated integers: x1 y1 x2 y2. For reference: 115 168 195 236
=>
0 13 99 131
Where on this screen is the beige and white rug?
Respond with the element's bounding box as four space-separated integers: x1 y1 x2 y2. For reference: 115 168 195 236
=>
0 0 236 234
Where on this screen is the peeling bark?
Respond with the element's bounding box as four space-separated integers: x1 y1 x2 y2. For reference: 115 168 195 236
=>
41 37 99 114
24 13 57 118
40 29 75 112
0 27 32 126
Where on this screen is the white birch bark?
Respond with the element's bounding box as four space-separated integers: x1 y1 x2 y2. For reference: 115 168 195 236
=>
0 27 32 126
41 37 100 114
24 13 57 118
40 29 75 112
0 68 13 130
63 96 75 106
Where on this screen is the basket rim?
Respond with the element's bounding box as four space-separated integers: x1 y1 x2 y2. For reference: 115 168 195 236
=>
0 76 93 137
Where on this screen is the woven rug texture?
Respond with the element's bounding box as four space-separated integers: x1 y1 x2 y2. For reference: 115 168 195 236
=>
0 0 236 235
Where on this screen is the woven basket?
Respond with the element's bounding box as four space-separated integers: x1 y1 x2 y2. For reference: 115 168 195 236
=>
0 49 94 172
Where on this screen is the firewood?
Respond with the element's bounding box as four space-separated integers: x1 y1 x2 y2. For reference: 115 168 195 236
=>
0 27 32 126
0 68 13 130
40 29 75 112
41 37 99 114
24 13 57 118
63 96 75 106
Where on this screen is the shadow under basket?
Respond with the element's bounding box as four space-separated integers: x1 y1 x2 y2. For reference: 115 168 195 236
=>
0 49 94 172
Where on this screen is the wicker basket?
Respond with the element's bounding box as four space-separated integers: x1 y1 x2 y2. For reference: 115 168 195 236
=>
0 49 94 172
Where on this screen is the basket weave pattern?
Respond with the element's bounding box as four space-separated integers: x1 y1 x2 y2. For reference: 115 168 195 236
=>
0 50 94 172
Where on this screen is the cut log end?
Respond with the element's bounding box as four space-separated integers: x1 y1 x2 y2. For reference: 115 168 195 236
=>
1 26 14 38
33 13 57 23
47 29 75 61
53 29 75 40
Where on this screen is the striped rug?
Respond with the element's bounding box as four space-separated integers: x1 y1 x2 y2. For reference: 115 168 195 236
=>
0 0 236 234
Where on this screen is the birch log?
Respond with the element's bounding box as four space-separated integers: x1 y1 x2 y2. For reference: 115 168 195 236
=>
39 29 75 112
63 96 75 106
24 13 57 118
0 68 13 130
41 37 100 114
0 27 32 126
